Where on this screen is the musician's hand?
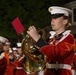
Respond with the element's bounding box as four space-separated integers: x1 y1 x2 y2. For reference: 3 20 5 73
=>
27 26 40 42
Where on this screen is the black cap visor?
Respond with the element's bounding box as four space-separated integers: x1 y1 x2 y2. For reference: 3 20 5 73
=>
51 14 65 19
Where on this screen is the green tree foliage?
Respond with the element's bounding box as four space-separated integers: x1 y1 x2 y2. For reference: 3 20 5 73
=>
0 0 51 39
51 0 75 6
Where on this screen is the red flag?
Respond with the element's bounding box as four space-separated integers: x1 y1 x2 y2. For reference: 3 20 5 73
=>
11 17 25 34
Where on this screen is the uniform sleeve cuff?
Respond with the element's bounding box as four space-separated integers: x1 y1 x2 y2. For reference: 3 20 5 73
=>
35 38 49 48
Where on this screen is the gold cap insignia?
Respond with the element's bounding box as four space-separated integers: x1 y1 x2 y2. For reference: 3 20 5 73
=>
50 8 52 11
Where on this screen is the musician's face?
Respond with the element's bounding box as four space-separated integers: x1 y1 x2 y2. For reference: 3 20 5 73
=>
17 48 22 54
3 45 10 52
51 16 68 31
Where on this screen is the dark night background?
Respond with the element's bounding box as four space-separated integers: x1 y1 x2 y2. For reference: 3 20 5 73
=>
0 0 75 44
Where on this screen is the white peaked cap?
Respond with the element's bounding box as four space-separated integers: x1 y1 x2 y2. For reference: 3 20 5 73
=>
48 6 72 16
17 42 22 47
12 47 17 51
0 36 8 43
9 48 12 53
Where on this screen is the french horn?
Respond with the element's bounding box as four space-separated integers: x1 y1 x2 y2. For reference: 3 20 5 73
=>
21 26 51 74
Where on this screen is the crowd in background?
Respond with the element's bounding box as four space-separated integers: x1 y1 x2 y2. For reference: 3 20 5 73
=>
0 36 27 75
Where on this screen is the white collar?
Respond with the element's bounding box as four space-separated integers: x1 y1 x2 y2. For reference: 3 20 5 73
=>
63 30 71 36
49 30 71 39
49 31 56 39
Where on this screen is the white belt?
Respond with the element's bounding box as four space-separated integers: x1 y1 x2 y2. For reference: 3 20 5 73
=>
16 67 23 69
46 63 71 70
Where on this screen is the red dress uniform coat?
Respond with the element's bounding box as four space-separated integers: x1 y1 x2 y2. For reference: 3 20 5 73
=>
0 52 7 75
72 53 76 75
36 30 75 75
71 41 76 75
4 52 11 75
6 54 27 75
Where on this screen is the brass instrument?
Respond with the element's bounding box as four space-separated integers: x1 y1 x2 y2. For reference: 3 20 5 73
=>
21 26 51 74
